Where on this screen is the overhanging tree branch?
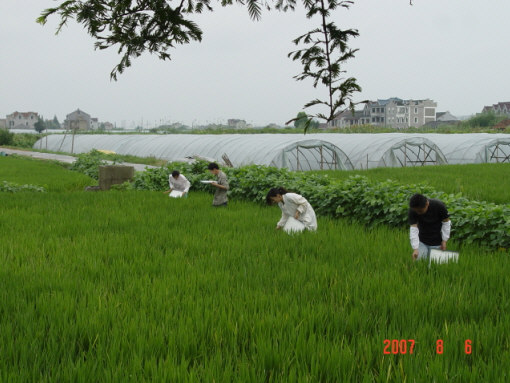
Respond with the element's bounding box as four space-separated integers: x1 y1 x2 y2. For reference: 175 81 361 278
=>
38 0 412 122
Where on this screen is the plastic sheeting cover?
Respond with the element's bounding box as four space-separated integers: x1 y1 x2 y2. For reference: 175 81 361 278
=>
34 133 510 169
34 134 354 171
306 133 448 169
411 133 510 164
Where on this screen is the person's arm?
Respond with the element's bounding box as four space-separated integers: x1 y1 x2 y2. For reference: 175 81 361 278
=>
440 218 451 250
212 173 229 190
212 183 227 190
182 176 191 194
167 176 175 193
277 211 290 229
408 208 419 260
163 177 172 193
410 224 420 260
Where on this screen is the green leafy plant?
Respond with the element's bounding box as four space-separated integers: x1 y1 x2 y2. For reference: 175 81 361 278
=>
0 129 14 146
0 181 46 193
109 181 133 191
12 133 45 148
467 111 506 128
70 150 108 180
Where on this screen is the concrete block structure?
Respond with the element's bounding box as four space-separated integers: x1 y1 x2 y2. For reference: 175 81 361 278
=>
99 165 135 190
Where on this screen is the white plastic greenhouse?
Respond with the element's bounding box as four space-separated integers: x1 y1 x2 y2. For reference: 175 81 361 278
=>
306 133 448 169
34 134 354 171
34 133 510 170
412 133 510 164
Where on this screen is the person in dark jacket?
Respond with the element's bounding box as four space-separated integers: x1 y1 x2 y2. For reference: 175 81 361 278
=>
408 193 451 260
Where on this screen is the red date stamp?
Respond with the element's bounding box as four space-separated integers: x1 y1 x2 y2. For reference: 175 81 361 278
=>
383 339 472 355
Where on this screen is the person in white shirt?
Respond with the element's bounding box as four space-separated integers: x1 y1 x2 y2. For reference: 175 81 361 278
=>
163 170 191 197
266 187 317 232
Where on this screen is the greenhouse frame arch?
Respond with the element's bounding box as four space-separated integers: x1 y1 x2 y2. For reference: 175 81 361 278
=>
415 133 510 164
307 133 448 169
35 134 354 171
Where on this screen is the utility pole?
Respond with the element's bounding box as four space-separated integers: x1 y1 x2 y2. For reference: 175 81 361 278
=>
71 121 76 154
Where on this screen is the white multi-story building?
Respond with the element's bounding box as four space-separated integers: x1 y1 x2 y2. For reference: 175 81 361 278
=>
6 111 40 130
330 98 437 129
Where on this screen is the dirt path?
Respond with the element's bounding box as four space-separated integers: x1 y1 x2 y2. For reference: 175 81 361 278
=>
0 147 158 172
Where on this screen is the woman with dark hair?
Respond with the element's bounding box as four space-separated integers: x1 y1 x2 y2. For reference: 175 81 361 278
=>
266 187 317 232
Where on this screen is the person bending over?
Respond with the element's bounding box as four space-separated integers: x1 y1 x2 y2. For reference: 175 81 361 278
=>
408 193 451 261
266 187 317 232
163 170 191 197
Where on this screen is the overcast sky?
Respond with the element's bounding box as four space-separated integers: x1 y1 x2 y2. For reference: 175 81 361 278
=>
1 0 508 127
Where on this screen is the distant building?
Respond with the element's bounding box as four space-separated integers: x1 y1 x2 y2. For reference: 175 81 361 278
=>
436 111 460 122
63 109 103 131
90 118 99 130
102 122 114 131
482 102 510 117
63 109 92 131
330 98 437 129
6 111 40 130
331 109 370 128
424 111 459 128
227 119 247 129
436 111 458 122
0 119 6 129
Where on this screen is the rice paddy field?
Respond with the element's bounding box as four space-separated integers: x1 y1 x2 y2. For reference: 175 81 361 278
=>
1 156 510 382
314 163 510 204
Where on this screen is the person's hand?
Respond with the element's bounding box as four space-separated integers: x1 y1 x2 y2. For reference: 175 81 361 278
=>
211 182 218 187
440 241 447 250
412 249 419 260
294 212 300 219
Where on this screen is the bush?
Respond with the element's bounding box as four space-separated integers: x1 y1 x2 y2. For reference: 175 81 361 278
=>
0 129 14 146
131 160 210 191
132 162 510 249
70 150 108 180
466 112 506 128
13 133 45 148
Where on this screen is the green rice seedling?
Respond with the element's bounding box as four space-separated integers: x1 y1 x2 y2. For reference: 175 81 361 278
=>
1 156 509 382
1 186 509 381
0 156 93 192
313 163 510 204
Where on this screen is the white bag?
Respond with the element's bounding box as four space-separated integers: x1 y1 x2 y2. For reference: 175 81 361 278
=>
283 217 306 234
169 190 184 198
